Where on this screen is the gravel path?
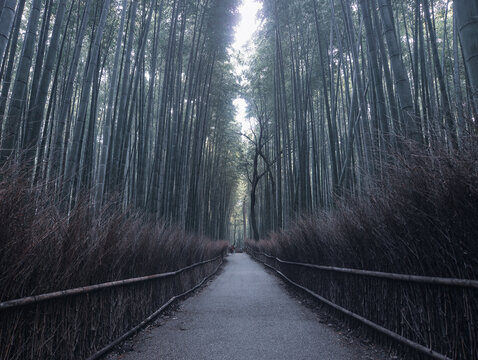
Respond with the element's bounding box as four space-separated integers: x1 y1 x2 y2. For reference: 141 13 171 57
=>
112 253 374 360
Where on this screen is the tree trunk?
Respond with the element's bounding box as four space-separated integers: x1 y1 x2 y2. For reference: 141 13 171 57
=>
95 0 128 210
63 0 111 201
0 0 25 135
453 6 465 139
359 0 390 148
1 0 41 162
0 0 15 63
377 0 421 143
422 0 457 149
24 0 67 155
454 0 478 113
50 0 93 177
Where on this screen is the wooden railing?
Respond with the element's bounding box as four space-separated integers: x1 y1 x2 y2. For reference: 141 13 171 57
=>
247 247 477 359
0 255 223 360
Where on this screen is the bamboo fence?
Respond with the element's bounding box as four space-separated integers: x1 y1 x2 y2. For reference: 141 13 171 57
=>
0 255 223 359
247 248 477 359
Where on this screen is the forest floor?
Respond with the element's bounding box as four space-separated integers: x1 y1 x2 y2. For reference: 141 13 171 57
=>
106 254 394 360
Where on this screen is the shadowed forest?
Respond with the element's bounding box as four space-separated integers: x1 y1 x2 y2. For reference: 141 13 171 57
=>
0 0 477 359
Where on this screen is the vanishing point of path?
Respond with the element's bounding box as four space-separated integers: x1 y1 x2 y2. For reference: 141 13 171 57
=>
114 253 375 360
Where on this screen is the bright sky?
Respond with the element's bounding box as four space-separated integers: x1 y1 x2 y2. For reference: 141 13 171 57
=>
231 0 262 134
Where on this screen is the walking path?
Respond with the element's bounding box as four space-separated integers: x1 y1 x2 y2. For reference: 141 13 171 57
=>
114 253 370 360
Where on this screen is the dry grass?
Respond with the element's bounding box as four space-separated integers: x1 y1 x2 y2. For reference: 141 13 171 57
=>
0 165 227 302
247 139 478 358
0 164 227 359
249 141 478 278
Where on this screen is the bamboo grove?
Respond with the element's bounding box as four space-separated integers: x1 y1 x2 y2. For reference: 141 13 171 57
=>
0 0 241 239
243 0 478 240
